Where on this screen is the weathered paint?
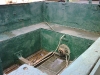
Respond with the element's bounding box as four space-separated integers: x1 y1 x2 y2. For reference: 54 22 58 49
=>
0 2 100 33
90 58 100 75
0 59 3 75
41 29 94 60
0 29 41 69
0 28 94 69
0 2 99 74
60 37 100 75
43 2 100 33
0 2 43 33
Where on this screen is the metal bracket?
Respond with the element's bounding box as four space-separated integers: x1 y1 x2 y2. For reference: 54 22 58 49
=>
14 50 23 58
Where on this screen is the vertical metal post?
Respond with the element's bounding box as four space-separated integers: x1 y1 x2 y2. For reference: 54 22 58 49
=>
0 59 3 75
89 0 92 4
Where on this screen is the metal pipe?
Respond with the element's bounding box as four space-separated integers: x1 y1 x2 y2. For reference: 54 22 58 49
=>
45 22 55 31
0 59 3 75
54 34 65 52
18 57 33 65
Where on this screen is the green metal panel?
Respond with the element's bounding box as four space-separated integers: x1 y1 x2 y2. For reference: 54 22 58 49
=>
29 2 44 24
41 29 94 60
0 28 95 69
43 2 100 33
0 2 43 33
0 59 3 75
0 2 100 33
0 29 41 69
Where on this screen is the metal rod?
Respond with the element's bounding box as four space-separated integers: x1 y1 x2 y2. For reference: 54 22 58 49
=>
45 22 55 31
18 57 33 65
32 52 53 66
54 34 65 52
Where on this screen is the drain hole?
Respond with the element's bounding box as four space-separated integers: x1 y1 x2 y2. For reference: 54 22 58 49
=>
23 67 28 70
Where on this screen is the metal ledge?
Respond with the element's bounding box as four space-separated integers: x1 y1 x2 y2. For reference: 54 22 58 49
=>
60 37 100 75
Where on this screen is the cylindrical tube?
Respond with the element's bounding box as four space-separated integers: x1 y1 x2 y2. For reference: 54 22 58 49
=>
0 59 3 75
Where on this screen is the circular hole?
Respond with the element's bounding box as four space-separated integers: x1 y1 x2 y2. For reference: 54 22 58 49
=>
23 67 28 70
95 51 98 52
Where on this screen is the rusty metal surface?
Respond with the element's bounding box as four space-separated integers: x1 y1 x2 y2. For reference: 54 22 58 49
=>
4 50 48 74
37 55 66 75
27 50 49 63
3 64 20 74
4 50 66 75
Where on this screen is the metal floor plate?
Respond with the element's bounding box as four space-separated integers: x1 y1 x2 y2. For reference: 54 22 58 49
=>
4 50 66 75
4 50 48 74
27 50 49 63
37 55 66 75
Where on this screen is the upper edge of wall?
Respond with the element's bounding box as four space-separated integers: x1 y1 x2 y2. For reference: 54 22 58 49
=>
43 2 100 33
0 2 44 33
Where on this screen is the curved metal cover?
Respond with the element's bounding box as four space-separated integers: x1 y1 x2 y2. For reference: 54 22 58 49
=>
90 58 100 75
8 64 47 75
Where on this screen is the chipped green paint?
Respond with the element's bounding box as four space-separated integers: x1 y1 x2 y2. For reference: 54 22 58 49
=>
0 2 43 33
0 2 100 33
0 29 41 69
0 28 94 69
0 1 99 71
41 29 94 60
0 59 3 75
43 2 100 33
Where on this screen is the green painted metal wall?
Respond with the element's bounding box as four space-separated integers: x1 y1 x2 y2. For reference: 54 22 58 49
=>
0 2 43 33
0 2 100 33
0 29 41 69
41 29 94 60
0 28 95 70
0 59 3 75
0 2 99 74
43 2 100 33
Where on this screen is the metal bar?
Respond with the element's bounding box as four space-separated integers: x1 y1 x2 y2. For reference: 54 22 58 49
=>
18 52 53 67
45 22 54 31
32 52 53 67
18 57 33 65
